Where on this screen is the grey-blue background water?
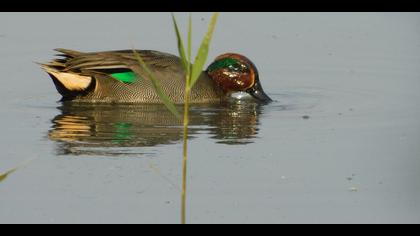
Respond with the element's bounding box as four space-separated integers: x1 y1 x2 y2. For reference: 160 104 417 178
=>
1 13 420 223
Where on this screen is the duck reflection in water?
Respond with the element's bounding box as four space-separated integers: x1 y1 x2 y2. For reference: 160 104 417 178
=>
48 98 265 156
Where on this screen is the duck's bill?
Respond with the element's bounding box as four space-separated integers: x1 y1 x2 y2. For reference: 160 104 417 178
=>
247 81 273 104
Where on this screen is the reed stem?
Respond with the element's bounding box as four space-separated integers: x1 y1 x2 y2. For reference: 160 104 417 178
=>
181 79 191 224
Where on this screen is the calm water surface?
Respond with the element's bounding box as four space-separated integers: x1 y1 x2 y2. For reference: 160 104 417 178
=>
1 13 420 223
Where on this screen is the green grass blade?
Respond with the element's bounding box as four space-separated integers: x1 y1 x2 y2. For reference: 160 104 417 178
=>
190 12 219 88
0 158 36 183
188 14 192 67
172 13 189 74
0 167 17 183
132 50 182 120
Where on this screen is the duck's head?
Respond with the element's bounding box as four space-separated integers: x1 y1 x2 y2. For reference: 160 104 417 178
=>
206 53 273 104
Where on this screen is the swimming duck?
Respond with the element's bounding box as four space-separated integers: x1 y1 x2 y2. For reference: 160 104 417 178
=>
40 49 272 104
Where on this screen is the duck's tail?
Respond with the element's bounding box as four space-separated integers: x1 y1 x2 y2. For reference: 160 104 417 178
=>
38 49 93 99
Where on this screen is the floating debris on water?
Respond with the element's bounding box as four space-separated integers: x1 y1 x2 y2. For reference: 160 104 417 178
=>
346 174 355 181
302 115 310 119
348 187 358 192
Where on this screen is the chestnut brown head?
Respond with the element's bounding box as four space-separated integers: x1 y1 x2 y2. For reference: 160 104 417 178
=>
206 53 272 103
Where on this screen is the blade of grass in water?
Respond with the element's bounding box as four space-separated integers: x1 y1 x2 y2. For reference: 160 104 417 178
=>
0 167 17 182
187 14 192 67
172 13 189 74
171 12 219 225
132 50 182 120
136 12 219 224
190 13 219 88
0 158 36 183
171 13 192 225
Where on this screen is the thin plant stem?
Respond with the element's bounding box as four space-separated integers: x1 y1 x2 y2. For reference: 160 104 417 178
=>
170 12 219 224
181 76 191 224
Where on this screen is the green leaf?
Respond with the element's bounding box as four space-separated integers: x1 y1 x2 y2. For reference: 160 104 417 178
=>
172 13 189 75
188 14 192 67
190 12 219 88
132 50 182 120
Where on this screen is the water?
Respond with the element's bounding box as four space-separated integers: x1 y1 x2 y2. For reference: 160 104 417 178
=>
1 12 420 223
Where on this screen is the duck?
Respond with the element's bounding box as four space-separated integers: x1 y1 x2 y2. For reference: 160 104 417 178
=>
40 48 272 104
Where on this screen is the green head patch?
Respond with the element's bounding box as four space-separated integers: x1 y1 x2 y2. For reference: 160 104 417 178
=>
207 57 242 73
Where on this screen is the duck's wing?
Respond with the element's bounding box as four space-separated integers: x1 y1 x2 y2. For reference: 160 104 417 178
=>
40 49 187 101
60 49 184 75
